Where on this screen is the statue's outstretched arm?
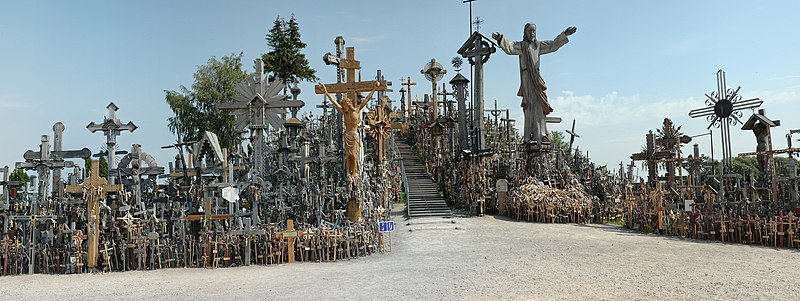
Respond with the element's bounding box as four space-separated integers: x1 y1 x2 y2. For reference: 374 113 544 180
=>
358 82 381 111
493 32 519 55
318 83 343 111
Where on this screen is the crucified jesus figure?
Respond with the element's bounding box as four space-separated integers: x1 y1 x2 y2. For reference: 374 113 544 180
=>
319 82 380 181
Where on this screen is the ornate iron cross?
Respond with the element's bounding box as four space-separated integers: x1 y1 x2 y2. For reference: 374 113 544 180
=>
688 69 762 172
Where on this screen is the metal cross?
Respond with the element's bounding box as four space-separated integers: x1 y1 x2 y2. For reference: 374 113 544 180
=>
463 0 477 34
87 102 138 184
688 70 762 173
402 77 417 120
565 119 580 154
473 16 484 33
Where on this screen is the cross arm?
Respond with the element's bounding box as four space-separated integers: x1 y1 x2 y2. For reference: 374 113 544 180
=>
314 81 386 94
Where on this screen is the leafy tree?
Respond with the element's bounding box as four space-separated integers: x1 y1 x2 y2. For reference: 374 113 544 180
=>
9 168 29 186
165 53 248 150
731 156 759 181
262 15 317 84
695 157 762 185
84 156 108 178
549 130 570 154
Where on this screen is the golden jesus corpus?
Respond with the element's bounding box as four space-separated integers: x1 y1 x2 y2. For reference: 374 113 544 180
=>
319 82 379 180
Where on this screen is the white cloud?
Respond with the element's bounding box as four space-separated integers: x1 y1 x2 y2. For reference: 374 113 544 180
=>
0 96 28 109
551 90 697 126
351 33 390 44
744 88 800 105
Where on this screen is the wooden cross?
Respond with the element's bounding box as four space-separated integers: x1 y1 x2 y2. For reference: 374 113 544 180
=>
276 219 303 263
315 52 386 187
66 160 122 270
565 119 580 154
402 77 417 120
739 109 782 208
71 230 87 273
366 96 393 162
318 47 365 107
631 131 672 185
99 241 114 272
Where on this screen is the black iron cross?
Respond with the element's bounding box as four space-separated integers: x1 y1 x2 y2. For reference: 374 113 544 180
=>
688 69 762 172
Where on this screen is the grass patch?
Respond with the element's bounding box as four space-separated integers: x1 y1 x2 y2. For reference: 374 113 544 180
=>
395 186 408 204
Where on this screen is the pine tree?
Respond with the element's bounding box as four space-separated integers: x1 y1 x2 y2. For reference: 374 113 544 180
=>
262 15 317 84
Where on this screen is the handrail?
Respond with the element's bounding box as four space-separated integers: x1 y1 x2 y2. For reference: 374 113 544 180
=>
393 137 411 218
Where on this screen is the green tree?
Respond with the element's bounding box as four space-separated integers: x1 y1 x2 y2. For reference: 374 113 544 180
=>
549 130 570 154
731 156 760 181
84 156 108 178
262 15 317 84
165 53 248 150
9 168 30 186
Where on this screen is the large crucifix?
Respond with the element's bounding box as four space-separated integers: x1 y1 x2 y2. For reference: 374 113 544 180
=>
66 159 123 271
739 109 785 208
316 81 383 180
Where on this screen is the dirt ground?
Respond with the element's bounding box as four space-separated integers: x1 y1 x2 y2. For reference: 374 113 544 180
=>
1 207 798 300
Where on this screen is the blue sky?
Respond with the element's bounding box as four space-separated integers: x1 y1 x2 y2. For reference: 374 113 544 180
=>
1 0 799 177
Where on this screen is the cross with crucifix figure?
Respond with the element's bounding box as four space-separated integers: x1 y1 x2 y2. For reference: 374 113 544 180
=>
87 102 138 184
316 81 383 178
316 78 384 222
17 135 86 212
487 100 506 149
8 212 57 274
66 159 122 271
402 77 417 121
366 96 393 162
738 109 788 209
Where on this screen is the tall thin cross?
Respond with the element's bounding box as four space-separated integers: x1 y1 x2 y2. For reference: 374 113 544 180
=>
565 119 580 154
375 70 393 107
87 102 138 184
488 100 505 149
463 0 477 34
402 77 417 120
438 82 454 117
51 122 64 199
688 70 762 200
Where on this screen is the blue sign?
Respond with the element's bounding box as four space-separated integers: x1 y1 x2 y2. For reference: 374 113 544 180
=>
378 221 395 233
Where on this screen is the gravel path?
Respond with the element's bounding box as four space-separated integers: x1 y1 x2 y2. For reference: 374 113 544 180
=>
1 207 798 300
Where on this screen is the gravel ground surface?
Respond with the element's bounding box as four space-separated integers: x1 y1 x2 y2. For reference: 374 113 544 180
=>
1 206 798 300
